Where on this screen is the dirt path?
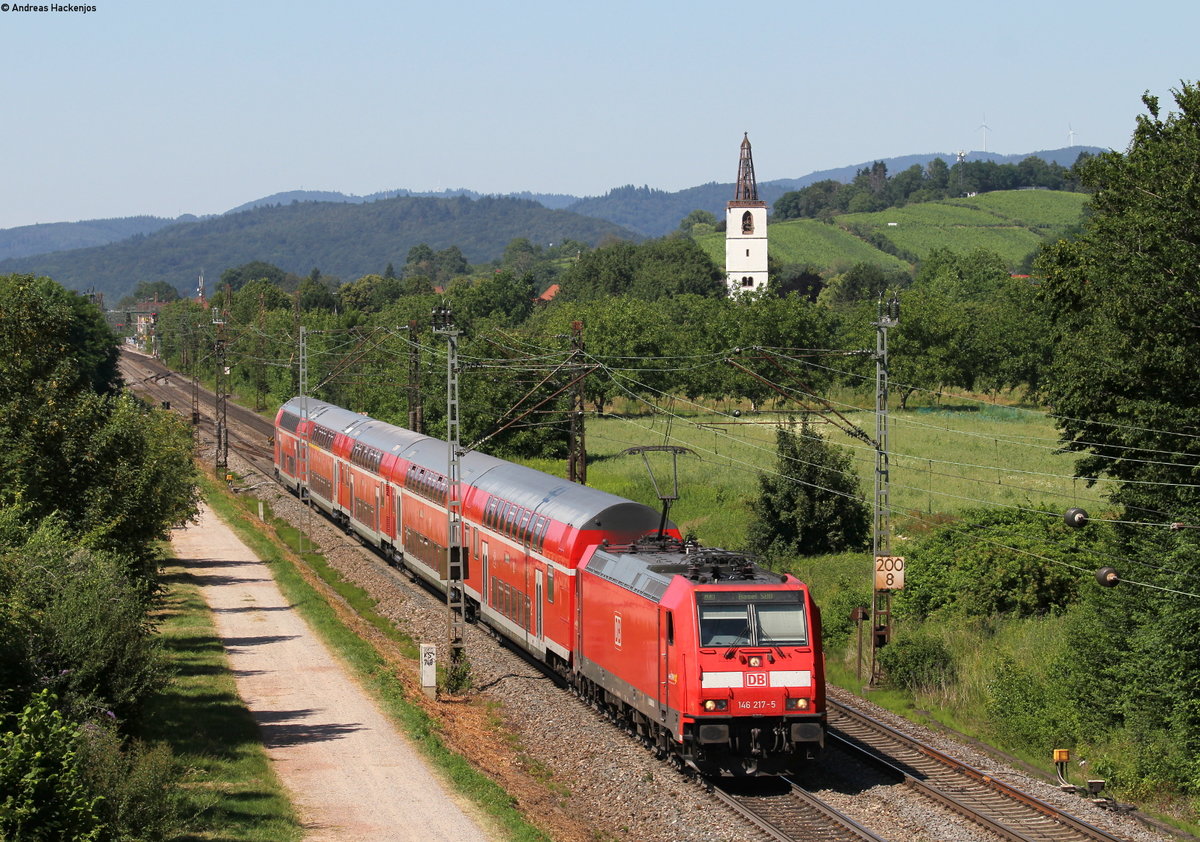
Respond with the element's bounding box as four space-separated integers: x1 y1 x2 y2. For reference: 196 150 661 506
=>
171 503 495 842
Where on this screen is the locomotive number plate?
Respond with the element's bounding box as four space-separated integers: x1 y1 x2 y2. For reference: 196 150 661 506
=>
736 700 778 711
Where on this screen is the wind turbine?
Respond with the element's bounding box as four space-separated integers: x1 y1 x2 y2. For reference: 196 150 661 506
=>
1068 124 1077 147
978 114 991 154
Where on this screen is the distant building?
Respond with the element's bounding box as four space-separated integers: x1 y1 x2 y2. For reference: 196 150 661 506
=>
725 133 769 294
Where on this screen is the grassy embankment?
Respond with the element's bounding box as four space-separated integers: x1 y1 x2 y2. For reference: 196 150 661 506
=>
142 561 303 840
186 473 554 842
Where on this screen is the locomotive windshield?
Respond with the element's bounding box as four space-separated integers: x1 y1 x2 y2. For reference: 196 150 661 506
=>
697 591 808 647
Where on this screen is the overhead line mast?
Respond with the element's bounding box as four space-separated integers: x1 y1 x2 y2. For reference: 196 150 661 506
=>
432 304 468 684
870 295 901 685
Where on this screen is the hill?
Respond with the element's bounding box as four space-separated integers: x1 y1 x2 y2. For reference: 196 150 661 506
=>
224 187 580 215
0 195 637 302
567 147 1100 237
0 215 188 262
0 147 1102 259
695 189 1089 271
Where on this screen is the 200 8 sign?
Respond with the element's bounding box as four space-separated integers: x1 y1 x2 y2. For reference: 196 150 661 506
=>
874 555 906 590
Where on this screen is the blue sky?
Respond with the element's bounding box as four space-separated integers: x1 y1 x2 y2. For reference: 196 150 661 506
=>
1 0 1195 230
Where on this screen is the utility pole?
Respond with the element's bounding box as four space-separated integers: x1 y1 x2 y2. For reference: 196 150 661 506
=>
212 301 229 472
407 319 423 433
567 320 587 484
869 294 901 685
299 326 312 555
432 304 467 685
188 315 200 434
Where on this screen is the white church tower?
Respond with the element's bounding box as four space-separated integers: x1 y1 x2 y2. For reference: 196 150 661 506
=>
725 133 769 295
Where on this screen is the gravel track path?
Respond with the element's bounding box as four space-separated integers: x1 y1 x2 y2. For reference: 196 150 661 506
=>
172 502 495 841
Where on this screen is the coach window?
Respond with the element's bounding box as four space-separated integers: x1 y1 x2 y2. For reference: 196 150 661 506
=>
667 611 675 646
518 511 532 544
547 567 554 603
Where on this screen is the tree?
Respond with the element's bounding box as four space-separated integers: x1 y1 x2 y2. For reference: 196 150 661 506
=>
817 262 907 310
229 277 291 325
119 280 179 306
678 209 717 237
558 238 723 302
219 261 288 293
773 180 845 220
452 271 535 326
1034 82 1200 795
894 507 1086 619
1037 84 1200 516
296 276 336 312
747 417 869 558
338 273 404 314
0 275 199 560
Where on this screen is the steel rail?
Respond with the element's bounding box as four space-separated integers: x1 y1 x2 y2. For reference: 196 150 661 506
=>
828 700 1126 842
712 781 890 842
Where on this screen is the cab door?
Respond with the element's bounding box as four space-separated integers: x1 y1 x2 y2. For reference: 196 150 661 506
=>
658 608 673 718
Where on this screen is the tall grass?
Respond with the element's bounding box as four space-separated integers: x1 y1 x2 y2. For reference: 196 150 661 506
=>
143 562 303 841
556 396 1086 551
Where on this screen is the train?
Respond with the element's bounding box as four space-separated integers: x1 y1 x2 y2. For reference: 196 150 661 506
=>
273 397 825 776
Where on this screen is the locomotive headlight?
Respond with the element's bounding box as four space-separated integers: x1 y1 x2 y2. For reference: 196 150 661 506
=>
748 656 763 668
703 699 728 712
785 697 810 711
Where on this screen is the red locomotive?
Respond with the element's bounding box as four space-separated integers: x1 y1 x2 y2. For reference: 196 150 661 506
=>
274 397 825 775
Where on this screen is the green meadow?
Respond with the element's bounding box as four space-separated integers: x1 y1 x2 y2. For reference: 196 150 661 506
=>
696 189 1088 272
524 394 1093 553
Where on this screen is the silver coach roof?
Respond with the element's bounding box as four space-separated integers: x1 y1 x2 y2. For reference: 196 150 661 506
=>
280 398 672 534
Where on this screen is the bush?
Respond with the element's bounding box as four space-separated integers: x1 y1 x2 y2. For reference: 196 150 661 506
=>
1 516 167 721
77 723 185 842
818 576 872 649
877 634 956 692
984 655 1070 753
0 690 105 841
894 506 1093 619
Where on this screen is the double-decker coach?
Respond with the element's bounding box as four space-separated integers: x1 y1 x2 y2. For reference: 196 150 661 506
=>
274 397 671 667
274 397 826 775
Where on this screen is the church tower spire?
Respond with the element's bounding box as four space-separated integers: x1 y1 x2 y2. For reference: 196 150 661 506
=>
734 132 759 201
725 133 769 295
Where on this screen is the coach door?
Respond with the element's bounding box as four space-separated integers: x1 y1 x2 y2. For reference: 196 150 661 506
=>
535 570 544 642
481 540 490 610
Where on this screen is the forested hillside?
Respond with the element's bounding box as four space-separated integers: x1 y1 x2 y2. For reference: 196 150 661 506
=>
0 215 184 262
564 182 791 237
0 196 637 303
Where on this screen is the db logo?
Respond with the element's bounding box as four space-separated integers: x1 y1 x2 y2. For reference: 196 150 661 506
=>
746 672 768 687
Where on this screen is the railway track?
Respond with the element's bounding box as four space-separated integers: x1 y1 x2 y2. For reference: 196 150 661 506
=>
119 349 277 475
713 778 888 842
826 700 1127 842
121 349 1166 842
